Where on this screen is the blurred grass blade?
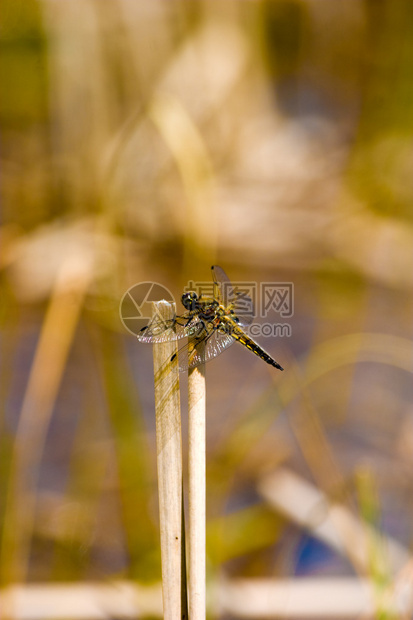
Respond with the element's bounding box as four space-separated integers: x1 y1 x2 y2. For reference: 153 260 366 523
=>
1 259 91 586
149 93 216 268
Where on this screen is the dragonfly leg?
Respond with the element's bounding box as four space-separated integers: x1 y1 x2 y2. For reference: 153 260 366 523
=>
185 315 195 327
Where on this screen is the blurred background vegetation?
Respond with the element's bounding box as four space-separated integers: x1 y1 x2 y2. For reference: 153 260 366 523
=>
1 0 412 617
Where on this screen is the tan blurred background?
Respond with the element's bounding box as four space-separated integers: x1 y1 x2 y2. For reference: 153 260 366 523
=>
1 1 413 618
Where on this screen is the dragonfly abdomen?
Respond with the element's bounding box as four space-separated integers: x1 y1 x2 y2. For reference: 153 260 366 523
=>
232 328 284 371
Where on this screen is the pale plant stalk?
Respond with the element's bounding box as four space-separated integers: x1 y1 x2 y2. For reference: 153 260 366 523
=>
188 340 206 620
152 301 187 620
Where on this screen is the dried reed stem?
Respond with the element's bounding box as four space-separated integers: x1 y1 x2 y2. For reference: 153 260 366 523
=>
152 301 187 620
188 341 206 620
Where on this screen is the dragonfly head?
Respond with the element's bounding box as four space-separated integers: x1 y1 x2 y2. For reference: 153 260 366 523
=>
181 291 198 311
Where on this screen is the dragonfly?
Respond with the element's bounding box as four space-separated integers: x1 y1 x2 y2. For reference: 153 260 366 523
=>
137 265 284 372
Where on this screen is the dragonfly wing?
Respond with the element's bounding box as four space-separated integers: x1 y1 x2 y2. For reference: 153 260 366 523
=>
198 329 235 366
137 313 203 343
211 265 232 305
174 327 235 372
211 265 255 327
232 296 255 326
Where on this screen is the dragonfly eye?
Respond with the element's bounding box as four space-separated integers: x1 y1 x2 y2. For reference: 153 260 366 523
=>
182 291 198 310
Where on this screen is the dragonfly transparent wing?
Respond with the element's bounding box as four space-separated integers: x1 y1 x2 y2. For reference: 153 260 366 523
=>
137 313 203 343
172 327 235 372
211 265 255 327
